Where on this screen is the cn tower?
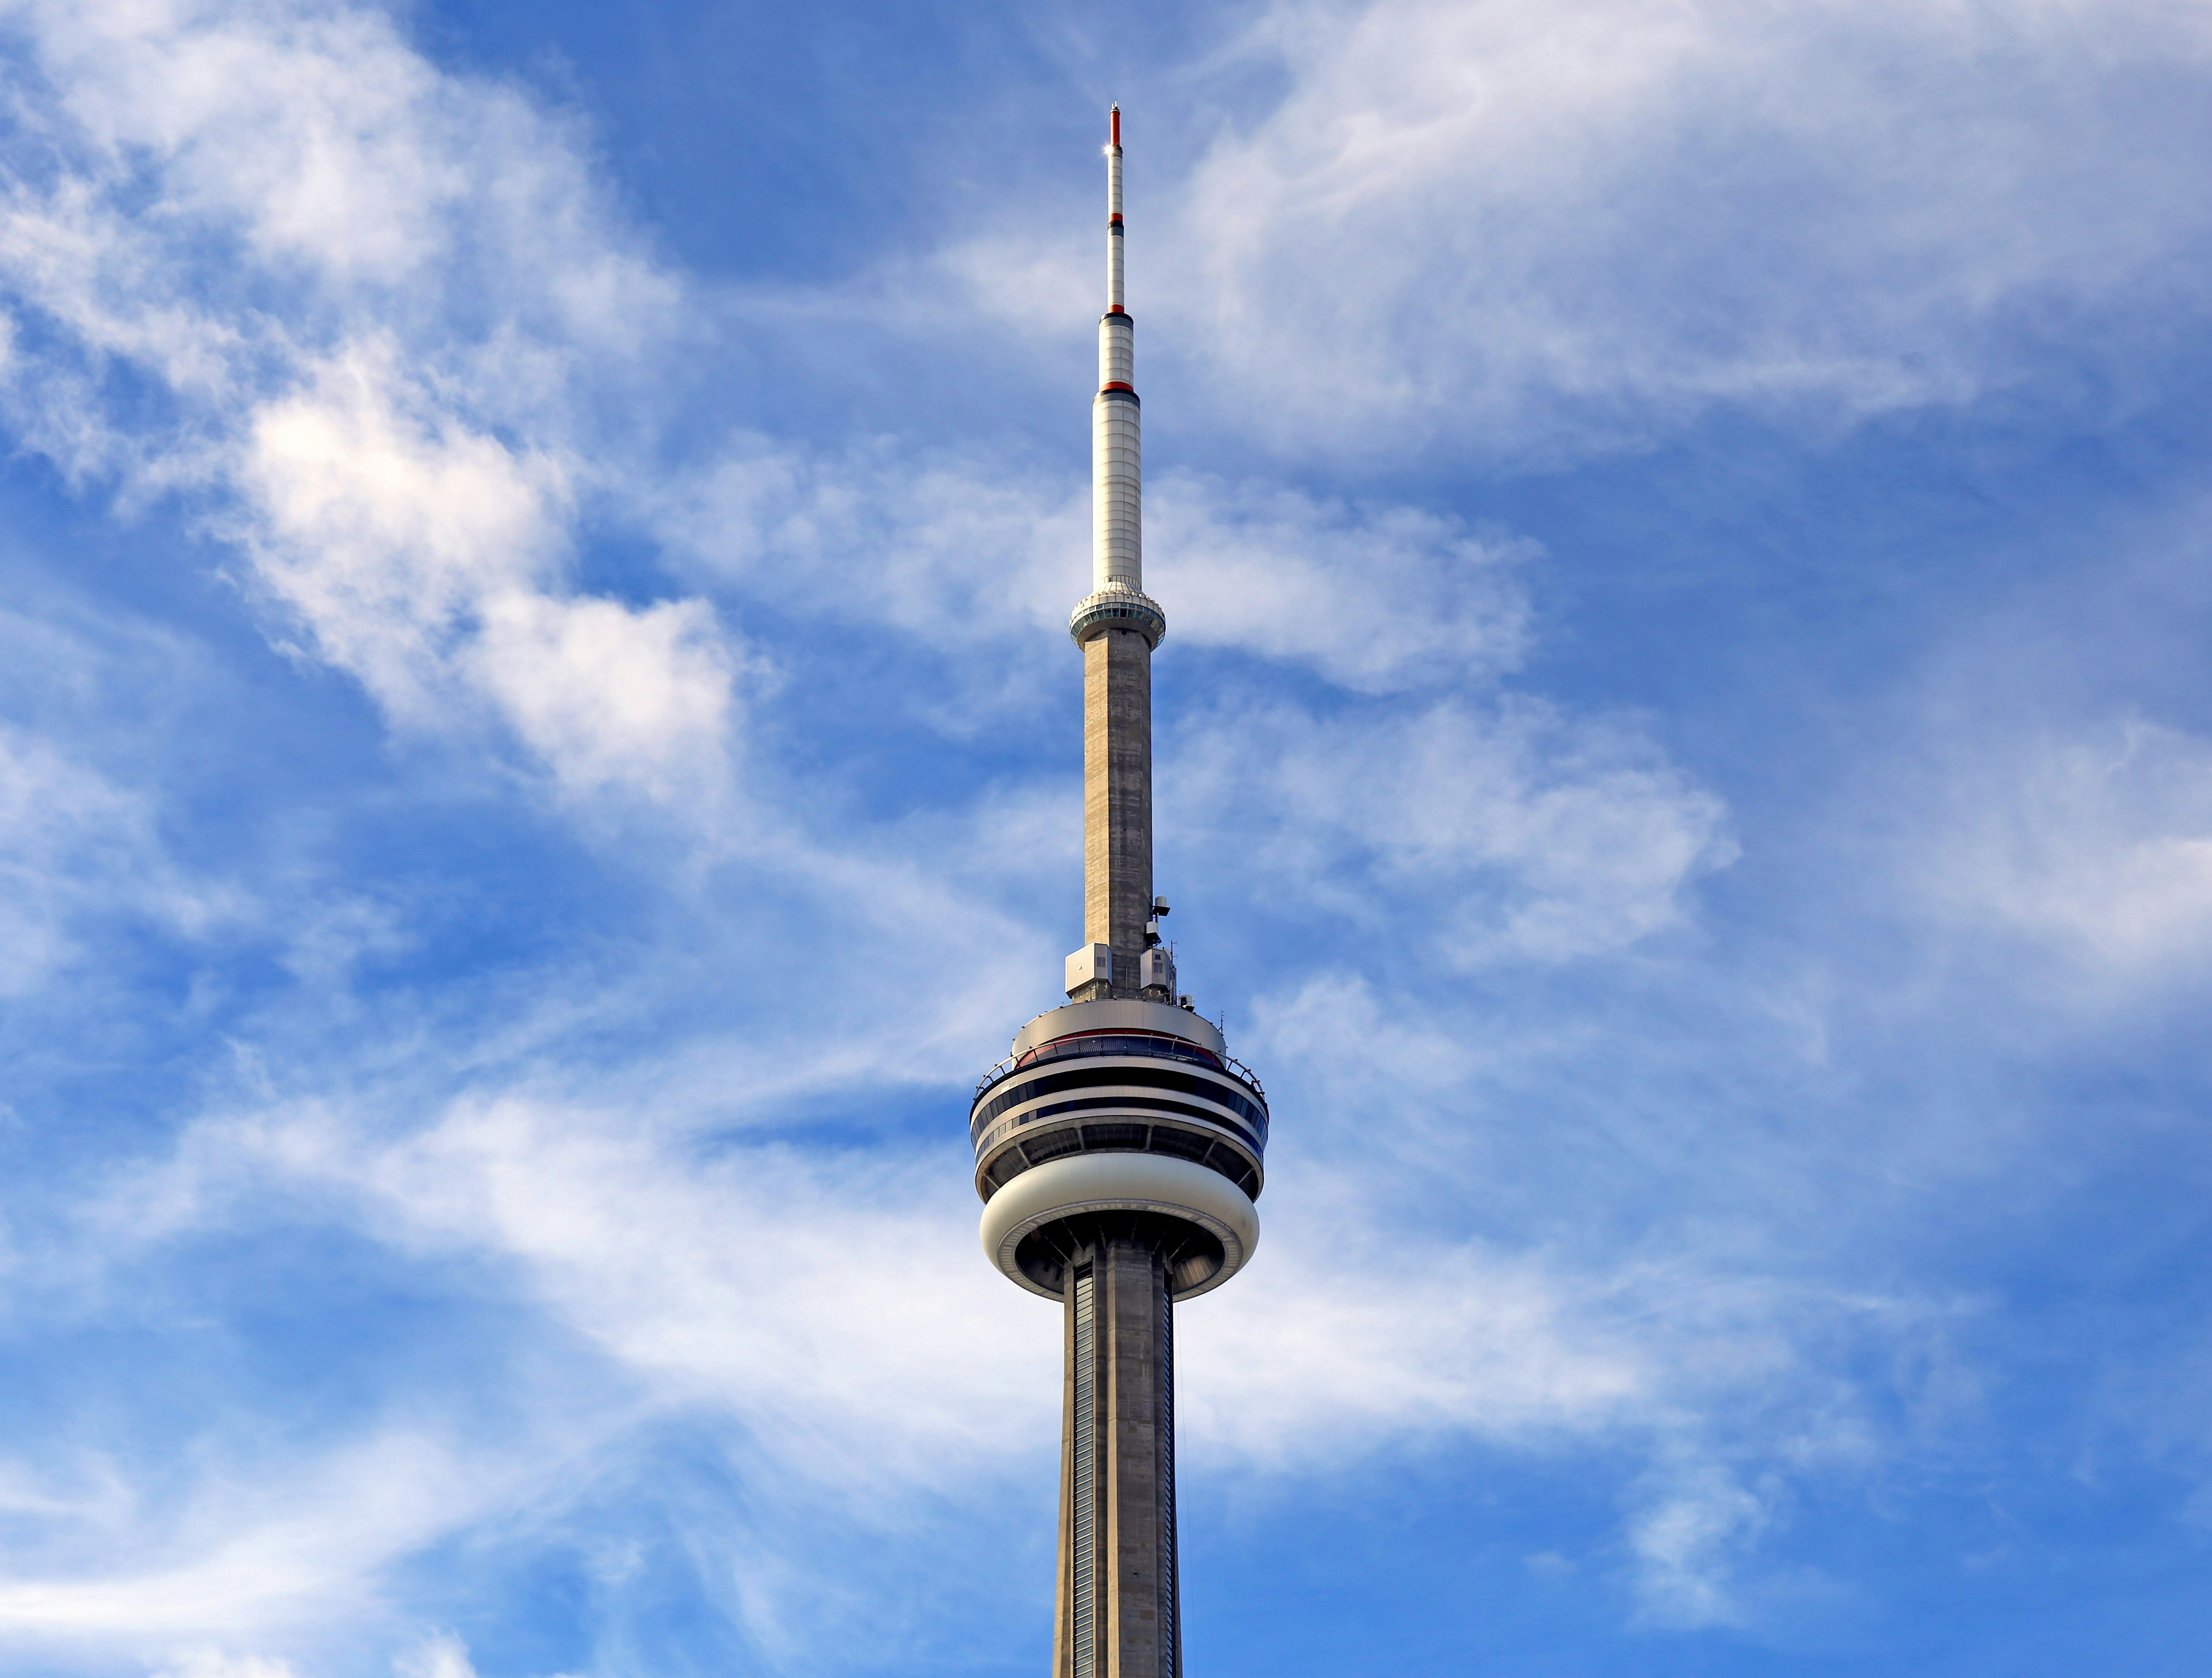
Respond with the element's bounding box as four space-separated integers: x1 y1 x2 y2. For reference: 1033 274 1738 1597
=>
970 107 1269 1678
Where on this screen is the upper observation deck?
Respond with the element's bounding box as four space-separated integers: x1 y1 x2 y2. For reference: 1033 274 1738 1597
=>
971 1000 1270 1205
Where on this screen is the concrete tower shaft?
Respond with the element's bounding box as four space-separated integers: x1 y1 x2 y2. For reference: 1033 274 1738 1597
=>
1082 629 1152 990
976 107 1266 1678
1055 1240 1178 1678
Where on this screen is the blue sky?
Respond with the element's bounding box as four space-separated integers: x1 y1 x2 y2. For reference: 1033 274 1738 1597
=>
2 0 2212 1673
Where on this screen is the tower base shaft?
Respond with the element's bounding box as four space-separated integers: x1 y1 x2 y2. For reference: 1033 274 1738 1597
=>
1055 1232 1181 1678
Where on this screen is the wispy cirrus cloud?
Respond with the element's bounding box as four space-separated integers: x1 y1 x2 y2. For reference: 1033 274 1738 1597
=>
152 1652 304 1678
0 722 237 993
1915 714 2212 985
656 445 1532 696
0 0 726 808
950 0 2212 458
1168 691 1734 964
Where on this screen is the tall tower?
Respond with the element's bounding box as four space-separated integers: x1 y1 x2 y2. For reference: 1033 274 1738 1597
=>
971 107 1269 1678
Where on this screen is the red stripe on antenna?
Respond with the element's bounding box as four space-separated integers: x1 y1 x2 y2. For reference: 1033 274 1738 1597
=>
1110 106 1120 148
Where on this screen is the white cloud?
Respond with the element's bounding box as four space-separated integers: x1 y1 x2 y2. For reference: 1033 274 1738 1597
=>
0 1428 523 1641
178 1094 1053 1492
392 1633 475 1678
0 0 725 805
1916 714 2212 986
150 1651 301 1678
1624 1460 1771 1629
952 0 2212 457
0 724 233 992
60 1026 1796 1470
1179 1236 1650 1460
1147 476 1534 691
0 869 1978 1667
661 444 1532 694
3 0 676 338
237 347 737 799
665 436 1076 627
1170 692 1735 964
237 348 573 699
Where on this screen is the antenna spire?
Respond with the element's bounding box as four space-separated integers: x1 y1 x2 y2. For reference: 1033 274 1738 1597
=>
1105 106 1125 313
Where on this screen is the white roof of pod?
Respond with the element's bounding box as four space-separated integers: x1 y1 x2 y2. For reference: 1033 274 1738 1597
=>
1011 997 1226 1060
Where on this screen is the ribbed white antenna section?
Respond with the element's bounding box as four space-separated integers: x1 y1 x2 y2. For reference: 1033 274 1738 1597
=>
1099 312 1133 388
1094 105 1140 596
1092 391 1141 594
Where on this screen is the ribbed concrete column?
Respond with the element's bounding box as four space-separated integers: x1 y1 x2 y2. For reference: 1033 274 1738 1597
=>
1083 628 1153 991
1055 1237 1181 1678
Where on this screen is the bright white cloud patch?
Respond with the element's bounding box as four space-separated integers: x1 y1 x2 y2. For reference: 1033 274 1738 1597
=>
0 0 726 804
1181 1235 1649 1456
241 350 735 796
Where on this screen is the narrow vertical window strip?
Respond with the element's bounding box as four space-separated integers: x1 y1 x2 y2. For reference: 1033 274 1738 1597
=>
1159 1273 1179 1678
1072 1264 1098 1678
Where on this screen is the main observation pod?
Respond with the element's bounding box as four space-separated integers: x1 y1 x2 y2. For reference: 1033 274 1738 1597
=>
975 106 1264 1303
973 999 1268 1300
